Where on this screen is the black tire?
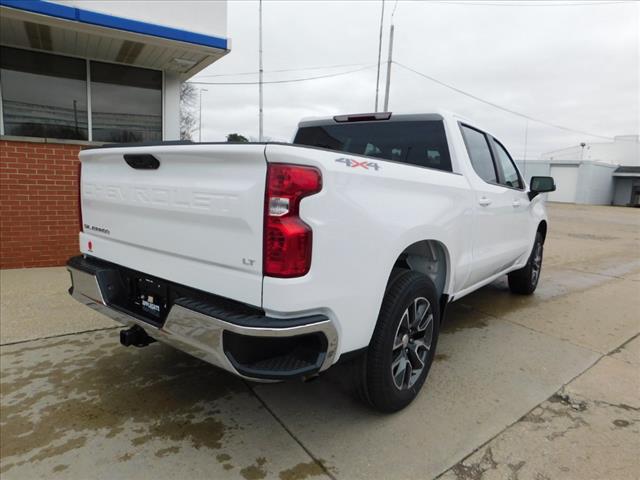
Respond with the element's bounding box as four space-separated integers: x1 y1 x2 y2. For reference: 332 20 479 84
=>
357 270 440 413
508 232 544 295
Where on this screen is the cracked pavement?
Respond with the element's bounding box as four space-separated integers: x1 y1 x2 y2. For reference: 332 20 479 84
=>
440 337 640 480
1 203 639 480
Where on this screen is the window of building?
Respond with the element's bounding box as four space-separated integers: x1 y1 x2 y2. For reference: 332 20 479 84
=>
0 46 88 140
0 46 163 143
294 120 453 172
90 62 162 143
460 124 498 184
491 138 523 189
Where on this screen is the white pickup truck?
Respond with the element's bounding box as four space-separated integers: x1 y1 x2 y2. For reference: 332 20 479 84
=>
68 111 555 412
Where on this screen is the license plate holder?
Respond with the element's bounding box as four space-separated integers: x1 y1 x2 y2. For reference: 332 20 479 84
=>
134 277 168 320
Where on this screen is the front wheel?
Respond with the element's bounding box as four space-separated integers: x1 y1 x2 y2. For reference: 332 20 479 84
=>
508 232 544 295
357 270 440 413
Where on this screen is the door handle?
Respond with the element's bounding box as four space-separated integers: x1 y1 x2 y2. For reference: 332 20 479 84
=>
512 200 521 208
478 197 492 207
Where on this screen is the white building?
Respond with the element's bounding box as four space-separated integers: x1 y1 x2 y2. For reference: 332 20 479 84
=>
516 134 640 206
540 135 639 166
0 0 229 141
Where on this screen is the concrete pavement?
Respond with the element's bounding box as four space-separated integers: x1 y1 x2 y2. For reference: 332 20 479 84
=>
1 332 326 479
0 267 116 345
440 335 640 480
1 203 639 479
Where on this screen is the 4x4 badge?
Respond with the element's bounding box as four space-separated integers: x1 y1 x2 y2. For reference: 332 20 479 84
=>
335 157 380 171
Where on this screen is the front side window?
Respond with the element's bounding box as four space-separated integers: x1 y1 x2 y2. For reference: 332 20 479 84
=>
90 62 162 143
460 124 497 183
294 120 453 172
492 138 523 189
0 47 88 140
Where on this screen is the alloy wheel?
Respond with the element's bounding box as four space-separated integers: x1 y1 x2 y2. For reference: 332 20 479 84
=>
391 297 434 390
531 242 543 285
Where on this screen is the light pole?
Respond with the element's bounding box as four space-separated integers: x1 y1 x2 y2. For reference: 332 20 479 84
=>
258 0 264 142
383 23 394 112
374 0 385 112
383 1 399 112
198 88 208 142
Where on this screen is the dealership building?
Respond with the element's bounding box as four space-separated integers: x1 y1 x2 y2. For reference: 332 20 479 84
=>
0 0 229 268
516 135 640 207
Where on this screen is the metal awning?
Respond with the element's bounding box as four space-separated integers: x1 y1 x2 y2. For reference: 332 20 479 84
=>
613 166 640 178
0 0 229 78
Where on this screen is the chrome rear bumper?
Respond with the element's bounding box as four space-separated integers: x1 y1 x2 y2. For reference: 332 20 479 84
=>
67 256 338 381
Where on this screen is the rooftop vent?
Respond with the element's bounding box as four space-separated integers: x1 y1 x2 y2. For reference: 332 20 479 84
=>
167 57 198 72
24 22 52 51
116 41 144 64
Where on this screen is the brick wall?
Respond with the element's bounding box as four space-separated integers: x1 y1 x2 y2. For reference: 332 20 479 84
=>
1 140 82 269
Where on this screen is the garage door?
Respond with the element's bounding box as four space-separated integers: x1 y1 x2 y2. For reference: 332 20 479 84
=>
548 165 579 203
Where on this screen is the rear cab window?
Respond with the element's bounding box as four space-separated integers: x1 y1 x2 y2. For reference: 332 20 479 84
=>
294 120 452 172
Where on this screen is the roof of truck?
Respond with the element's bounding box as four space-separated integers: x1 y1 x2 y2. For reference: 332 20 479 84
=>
297 110 504 143
296 109 486 129
297 110 455 126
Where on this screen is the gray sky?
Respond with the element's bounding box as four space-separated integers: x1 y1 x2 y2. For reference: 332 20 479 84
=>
192 0 639 159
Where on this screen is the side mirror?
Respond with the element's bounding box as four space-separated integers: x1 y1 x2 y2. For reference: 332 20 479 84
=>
528 176 556 200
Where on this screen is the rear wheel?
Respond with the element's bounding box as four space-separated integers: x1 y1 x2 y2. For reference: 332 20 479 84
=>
508 232 544 295
357 270 440 413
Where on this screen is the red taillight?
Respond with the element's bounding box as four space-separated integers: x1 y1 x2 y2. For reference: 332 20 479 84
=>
77 162 83 232
264 164 322 277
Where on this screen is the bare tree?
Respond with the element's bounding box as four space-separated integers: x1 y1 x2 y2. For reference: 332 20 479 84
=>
180 82 197 141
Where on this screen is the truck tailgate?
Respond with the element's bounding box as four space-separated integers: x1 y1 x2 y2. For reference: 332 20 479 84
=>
79 144 267 307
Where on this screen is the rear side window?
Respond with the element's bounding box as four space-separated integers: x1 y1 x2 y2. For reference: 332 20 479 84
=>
294 120 452 172
460 125 497 184
491 138 523 189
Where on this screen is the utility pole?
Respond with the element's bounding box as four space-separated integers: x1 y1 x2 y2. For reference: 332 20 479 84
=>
523 119 529 179
258 0 264 142
198 88 208 142
374 0 385 112
383 23 394 112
